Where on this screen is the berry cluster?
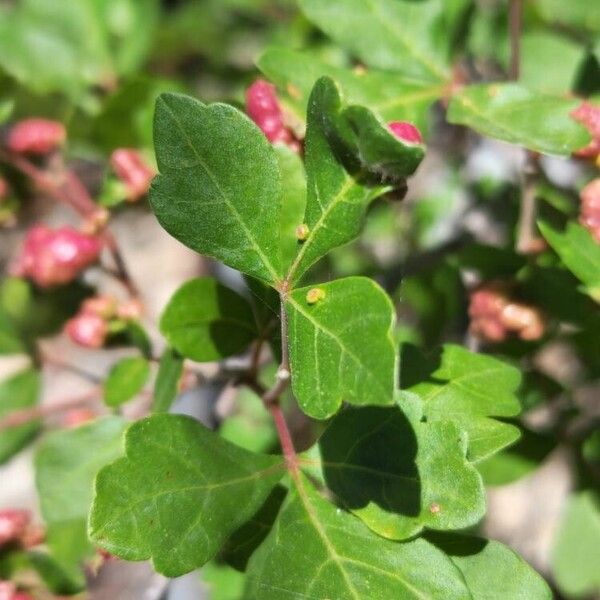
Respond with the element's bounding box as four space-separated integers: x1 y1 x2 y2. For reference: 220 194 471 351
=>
469 283 545 342
580 178 600 244
10 225 103 288
65 295 143 348
246 80 301 152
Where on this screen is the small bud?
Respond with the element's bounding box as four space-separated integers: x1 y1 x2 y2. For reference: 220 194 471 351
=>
81 295 117 319
65 312 108 349
20 524 45 548
429 503 441 514
580 178 600 244
295 224 309 241
110 149 155 202
276 367 291 381
7 118 66 155
388 121 423 144
306 288 326 305
10 225 103 287
116 298 144 321
81 208 110 235
62 408 96 428
0 509 30 546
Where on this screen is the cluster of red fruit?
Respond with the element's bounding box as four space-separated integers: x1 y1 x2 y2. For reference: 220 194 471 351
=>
469 283 545 343
580 178 600 244
65 295 143 349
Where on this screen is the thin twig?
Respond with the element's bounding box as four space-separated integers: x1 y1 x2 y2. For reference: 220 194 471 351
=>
516 153 541 253
0 388 101 430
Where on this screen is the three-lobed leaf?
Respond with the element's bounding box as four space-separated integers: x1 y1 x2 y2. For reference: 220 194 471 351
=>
402 344 522 462
150 93 283 284
89 414 285 577
310 401 485 540
286 277 396 419
245 474 471 599
160 277 258 361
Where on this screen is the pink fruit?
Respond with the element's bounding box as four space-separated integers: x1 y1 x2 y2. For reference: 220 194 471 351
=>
11 225 103 287
81 295 117 319
580 178 600 243
0 509 30 546
388 121 423 144
65 312 108 349
0 582 15 600
7 118 66 155
571 102 600 159
110 149 155 202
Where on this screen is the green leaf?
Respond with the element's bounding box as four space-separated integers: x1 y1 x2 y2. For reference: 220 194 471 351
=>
89 414 285 577
245 474 471 599
535 0 600 33
34 417 127 590
539 220 600 303
201 561 246 600
310 402 485 540
299 0 451 83
150 93 283 284
447 83 591 156
275 145 307 272
287 77 423 281
104 356 150 407
160 277 258 361
258 47 442 128
402 344 522 462
552 490 600 597
153 348 184 413
428 532 552 599
286 277 396 419
0 368 40 464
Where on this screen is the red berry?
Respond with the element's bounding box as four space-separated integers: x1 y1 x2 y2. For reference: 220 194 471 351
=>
11 225 103 287
388 121 423 144
65 312 108 349
110 149 155 202
7 118 66 155
0 582 15 600
0 509 30 546
12 593 34 600
246 79 299 150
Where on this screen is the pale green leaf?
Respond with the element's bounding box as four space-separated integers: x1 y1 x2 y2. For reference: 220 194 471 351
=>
150 93 283 284
159 277 257 361
258 47 442 129
89 414 285 577
286 277 396 419
0 369 40 464
104 357 150 407
447 83 591 156
310 402 485 540
245 474 471 599
539 220 600 303
552 490 600 597
299 0 451 83
402 344 522 462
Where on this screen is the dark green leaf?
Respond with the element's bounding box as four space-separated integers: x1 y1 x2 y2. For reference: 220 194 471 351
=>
245 474 471 599
448 83 591 155
0 369 40 464
104 356 150 407
299 0 451 83
160 277 257 361
428 532 552 599
539 220 600 303
150 93 283 284
402 344 522 462
153 348 184 413
286 277 396 419
89 414 285 577
311 401 485 540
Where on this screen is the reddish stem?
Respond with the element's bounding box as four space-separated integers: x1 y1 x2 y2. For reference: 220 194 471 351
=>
268 401 299 473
